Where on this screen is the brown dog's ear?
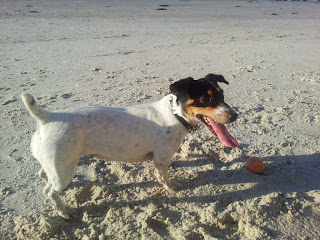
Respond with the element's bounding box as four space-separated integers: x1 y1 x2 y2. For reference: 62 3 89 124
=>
205 73 229 85
170 77 194 98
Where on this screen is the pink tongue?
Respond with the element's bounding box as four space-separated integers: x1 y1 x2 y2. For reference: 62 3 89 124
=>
207 117 238 148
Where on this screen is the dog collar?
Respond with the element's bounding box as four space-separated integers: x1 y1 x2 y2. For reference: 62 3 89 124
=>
169 95 198 132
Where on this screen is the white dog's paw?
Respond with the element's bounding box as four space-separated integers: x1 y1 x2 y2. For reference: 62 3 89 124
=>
165 180 181 191
57 206 78 220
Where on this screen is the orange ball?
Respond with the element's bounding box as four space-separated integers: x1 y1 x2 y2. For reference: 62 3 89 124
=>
245 157 264 174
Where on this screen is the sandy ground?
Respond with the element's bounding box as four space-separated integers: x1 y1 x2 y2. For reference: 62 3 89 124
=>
1 0 320 239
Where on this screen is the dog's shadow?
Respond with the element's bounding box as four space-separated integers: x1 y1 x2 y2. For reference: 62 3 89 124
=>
176 152 320 202
39 152 320 240
71 152 320 211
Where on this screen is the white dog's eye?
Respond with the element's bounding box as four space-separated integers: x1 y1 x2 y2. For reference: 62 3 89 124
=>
200 95 212 104
200 96 207 103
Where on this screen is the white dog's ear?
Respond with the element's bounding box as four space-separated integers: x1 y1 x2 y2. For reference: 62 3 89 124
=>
170 77 194 99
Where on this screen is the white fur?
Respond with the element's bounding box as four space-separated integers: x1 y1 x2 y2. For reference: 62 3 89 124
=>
21 93 196 219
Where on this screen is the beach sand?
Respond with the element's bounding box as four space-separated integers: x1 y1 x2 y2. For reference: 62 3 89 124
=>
1 0 320 239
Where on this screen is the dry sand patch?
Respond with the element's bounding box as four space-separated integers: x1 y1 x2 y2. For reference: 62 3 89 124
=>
1 0 319 239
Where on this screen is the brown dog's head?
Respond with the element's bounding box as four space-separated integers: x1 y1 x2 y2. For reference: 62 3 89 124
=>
170 73 238 148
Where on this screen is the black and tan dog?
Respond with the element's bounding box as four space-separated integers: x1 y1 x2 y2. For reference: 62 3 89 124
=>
21 73 238 219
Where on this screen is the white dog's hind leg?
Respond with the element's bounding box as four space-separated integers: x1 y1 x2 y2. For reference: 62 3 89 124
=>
42 177 77 219
40 155 80 220
40 169 77 219
43 178 77 220
47 184 77 220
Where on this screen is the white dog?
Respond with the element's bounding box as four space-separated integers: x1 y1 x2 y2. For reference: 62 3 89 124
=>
22 74 238 219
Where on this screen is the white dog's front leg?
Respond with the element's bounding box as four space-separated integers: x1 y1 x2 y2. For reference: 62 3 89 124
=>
154 160 181 191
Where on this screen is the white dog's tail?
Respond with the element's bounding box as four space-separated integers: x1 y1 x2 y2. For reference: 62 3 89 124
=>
21 93 51 123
